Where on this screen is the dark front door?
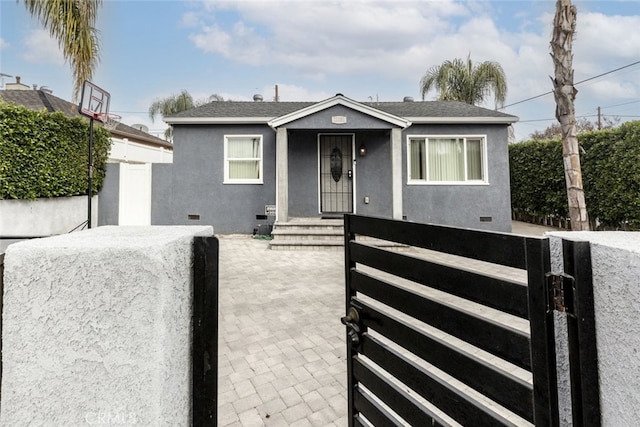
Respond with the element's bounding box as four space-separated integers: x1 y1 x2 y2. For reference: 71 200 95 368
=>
319 134 353 214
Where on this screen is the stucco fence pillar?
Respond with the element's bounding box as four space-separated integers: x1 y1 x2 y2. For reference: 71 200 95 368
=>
548 231 640 426
1 225 213 426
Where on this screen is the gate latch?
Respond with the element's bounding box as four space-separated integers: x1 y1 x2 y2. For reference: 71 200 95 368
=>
341 307 361 346
546 272 575 315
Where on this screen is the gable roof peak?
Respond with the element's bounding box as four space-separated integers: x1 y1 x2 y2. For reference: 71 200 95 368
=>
268 93 412 129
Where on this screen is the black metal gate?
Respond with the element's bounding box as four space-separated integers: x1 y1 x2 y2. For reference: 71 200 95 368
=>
343 215 600 426
193 236 219 427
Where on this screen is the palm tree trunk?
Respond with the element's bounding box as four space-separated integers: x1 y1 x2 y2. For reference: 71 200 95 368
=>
551 0 590 230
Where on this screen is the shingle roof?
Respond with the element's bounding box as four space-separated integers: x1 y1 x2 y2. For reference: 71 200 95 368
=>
170 101 315 118
364 101 514 119
0 90 172 149
166 97 517 124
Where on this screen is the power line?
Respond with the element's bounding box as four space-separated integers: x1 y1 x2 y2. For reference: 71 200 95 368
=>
598 99 640 110
500 59 640 109
518 113 640 124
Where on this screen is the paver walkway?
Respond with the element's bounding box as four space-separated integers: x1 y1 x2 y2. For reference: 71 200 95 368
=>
217 221 558 426
218 237 347 426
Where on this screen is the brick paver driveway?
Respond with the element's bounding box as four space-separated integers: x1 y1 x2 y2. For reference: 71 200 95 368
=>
216 222 556 426
217 236 347 426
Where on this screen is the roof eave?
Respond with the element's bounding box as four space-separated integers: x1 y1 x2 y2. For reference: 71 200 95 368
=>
109 129 173 149
407 116 519 124
165 117 273 125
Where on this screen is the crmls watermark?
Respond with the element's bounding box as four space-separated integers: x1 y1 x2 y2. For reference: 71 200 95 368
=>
85 411 137 425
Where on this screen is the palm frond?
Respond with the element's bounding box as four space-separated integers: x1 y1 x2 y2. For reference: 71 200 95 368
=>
149 90 196 122
23 0 102 101
419 55 507 107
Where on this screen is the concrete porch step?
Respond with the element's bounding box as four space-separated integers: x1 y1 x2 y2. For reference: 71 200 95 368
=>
272 219 343 228
269 217 344 250
269 239 344 251
269 217 409 251
270 228 344 241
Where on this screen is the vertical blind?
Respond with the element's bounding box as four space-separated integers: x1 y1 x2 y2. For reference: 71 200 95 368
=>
410 137 484 182
429 138 465 181
227 137 261 180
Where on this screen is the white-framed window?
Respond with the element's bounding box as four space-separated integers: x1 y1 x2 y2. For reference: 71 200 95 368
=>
224 135 263 184
407 135 487 184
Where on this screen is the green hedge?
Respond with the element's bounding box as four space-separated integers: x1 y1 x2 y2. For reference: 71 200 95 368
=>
0 102 111 200
509 121 640 230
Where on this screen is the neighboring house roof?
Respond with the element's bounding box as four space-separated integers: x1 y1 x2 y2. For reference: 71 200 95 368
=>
0 90 172 149
165 94 518 126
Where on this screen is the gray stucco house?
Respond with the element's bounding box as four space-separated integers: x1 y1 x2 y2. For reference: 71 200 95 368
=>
155 94 517 235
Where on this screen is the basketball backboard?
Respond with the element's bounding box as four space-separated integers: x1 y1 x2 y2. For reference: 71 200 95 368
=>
78 80 110 122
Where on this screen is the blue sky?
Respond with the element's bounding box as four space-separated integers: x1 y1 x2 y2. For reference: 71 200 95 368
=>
1 0 639 141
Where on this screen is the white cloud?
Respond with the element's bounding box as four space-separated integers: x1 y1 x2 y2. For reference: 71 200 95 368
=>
575 12 640 65
262 83 332 102
0 38 9 50
579 79 639 100
181 1 640 140
21 29 65 65
189 25 233 56
187 0 470 77
180 11 201 28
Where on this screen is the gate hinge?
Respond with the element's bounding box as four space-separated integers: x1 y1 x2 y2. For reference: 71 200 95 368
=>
546 272 575 315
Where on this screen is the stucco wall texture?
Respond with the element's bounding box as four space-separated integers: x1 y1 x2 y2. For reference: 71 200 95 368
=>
549 231 640 426
1 225 213 426
1 195 98 237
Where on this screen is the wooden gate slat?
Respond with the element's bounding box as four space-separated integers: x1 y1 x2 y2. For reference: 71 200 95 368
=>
360 334 526 425
351 270 532 370
355 299 534 422
347 215 528 269
353 387 400 427
350 243 529 319
353 357 449 427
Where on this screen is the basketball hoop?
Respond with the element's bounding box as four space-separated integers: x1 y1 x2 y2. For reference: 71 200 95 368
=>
79 80 113 229
99 112 121 131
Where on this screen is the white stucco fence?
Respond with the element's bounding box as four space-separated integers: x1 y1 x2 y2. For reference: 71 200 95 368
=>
0 195 98 238
109 137 173 164
549 231 640 426
1 225 213 426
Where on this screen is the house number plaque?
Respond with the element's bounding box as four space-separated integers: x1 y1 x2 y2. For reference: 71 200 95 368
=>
331 115 347 124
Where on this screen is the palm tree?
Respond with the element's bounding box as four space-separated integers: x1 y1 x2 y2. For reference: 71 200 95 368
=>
149 90 195 141
551 0 590 230
420 55 507 108
149 91 225 140
23 0 102 101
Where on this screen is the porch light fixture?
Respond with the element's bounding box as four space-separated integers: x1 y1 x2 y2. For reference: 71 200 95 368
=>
359 144 367 157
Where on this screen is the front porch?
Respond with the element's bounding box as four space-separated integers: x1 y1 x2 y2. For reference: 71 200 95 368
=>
270 97 409 226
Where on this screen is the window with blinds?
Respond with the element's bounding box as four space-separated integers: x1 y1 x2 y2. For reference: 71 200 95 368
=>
408 136 486 184
224 135 263 184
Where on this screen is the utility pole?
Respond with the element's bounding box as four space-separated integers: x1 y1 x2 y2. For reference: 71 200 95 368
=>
274 84 279 102
597 106 602 129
